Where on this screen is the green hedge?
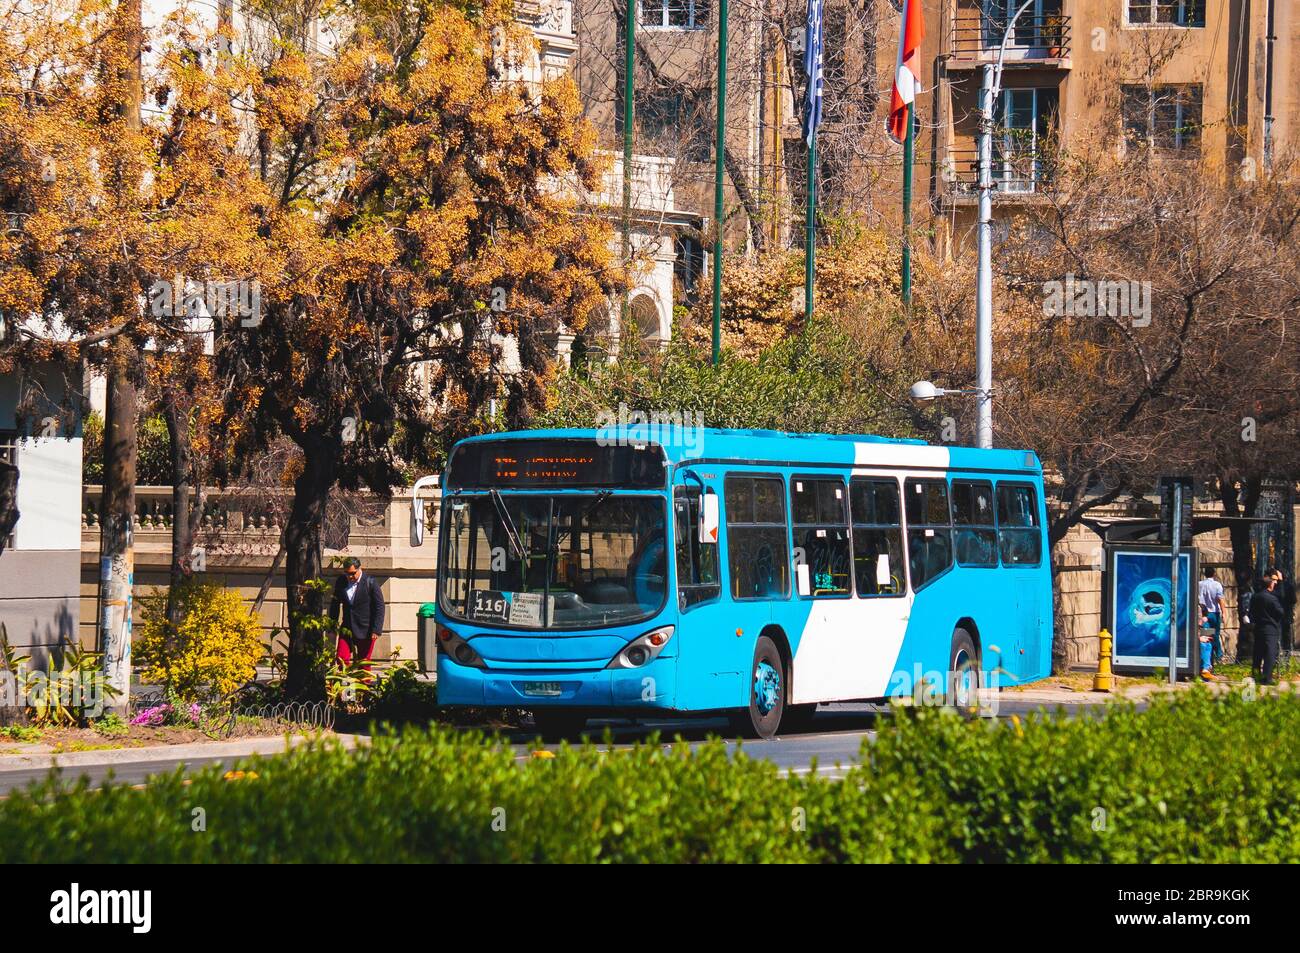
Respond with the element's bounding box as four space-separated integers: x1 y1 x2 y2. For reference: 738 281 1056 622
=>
2 689 1298 862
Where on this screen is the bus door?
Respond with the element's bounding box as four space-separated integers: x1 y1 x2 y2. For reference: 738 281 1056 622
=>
671 470 738 710
995 481 1049 680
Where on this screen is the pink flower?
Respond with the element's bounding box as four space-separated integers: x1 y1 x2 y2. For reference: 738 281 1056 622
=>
130 703 171 727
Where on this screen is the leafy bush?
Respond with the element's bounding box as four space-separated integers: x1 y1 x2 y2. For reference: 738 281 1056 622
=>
365 661 438 721
2 689 1298 863
540 317 917 439
135 582 265 703
93 712 130 738
83 411 173 485
20 642 119 727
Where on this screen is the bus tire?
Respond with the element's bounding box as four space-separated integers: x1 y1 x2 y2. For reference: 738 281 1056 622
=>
530 710 588 742
948 628 982 711
731 635 786 739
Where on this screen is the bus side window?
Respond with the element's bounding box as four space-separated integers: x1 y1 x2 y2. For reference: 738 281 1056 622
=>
905 478 953 590
674 487 720 608
997 483 1042 566
724 475 791 600
791 477 851 597
849 478 905 596
952 479 997 568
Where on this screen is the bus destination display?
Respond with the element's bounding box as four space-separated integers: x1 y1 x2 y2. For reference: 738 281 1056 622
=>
447 439 665 489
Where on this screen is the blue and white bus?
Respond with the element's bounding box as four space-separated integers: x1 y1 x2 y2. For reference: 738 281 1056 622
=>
428 427 1052 737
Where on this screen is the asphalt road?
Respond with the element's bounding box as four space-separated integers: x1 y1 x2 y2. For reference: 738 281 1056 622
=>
0 695 1106 794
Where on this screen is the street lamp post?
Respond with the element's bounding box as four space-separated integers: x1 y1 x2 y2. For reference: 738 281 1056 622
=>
975 0 1036 449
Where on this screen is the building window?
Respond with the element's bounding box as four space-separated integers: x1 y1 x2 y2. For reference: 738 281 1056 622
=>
994 87 1058 193
791 477 851 598
673 235 705 311
724 474 790 600
982 0 1065 49
628 293 661 343
1126 1 1205 28
640 0 710 30
1122 84 1202 154
635 86 712 163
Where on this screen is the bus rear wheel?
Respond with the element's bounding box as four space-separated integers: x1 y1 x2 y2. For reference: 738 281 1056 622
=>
948 628 982 711
530 711 589 742
731 636 786 739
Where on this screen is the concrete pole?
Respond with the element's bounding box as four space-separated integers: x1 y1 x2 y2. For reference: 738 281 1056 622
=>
974 0 1038 450
975 63 994 450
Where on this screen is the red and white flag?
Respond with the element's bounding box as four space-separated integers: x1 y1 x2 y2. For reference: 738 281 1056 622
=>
887 0 925 143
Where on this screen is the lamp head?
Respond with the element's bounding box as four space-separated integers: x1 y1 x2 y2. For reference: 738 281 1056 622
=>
909 380 939 402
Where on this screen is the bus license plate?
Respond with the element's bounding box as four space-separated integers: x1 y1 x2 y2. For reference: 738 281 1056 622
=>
523 682 563 697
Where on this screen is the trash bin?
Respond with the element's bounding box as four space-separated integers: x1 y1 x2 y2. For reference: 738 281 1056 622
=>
417 602 438 672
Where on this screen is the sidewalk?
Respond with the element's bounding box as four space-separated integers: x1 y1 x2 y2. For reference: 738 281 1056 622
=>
1002 675 1298 708
0 731 360 773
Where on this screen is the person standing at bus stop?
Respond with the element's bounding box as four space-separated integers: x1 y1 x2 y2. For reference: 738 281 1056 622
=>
1198 567 1225 664
1251 568 1285 686
330 556 386 672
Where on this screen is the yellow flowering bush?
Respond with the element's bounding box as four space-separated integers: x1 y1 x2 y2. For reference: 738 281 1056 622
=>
136 582 265 702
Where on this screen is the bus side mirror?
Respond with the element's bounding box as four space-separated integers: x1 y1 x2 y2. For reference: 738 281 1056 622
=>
698 492 719 544
411 497 425 547
410 475 439 547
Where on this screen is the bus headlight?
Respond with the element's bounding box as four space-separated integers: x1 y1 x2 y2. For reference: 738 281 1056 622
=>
608 626 674 669
437 624 486 669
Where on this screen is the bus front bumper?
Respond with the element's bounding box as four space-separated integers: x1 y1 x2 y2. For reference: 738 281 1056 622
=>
437 655 678 710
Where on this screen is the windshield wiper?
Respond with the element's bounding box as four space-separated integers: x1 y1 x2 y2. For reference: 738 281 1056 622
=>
552 490 613 551
489 488 528 562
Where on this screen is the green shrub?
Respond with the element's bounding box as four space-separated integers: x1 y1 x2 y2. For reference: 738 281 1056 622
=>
135 582 265 703
539 319 917 440
83 411 173 485
1 689 1297 863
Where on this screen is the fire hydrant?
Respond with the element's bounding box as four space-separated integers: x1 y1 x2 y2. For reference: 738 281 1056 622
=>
1092 628 1114 693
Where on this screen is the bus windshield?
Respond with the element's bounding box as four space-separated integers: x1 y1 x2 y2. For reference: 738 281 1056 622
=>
440 493 669 630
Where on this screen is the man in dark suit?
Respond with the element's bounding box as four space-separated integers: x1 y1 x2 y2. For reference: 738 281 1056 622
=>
330 556 385 666
1251 568 1286 686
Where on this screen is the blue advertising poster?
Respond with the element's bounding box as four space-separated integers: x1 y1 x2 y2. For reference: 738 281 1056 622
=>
1110 549 1193 669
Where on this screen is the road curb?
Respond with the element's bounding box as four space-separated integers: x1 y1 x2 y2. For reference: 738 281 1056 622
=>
0 732 360 772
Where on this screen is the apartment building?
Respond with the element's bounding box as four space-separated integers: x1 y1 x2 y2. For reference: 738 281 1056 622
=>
909 0 1299 253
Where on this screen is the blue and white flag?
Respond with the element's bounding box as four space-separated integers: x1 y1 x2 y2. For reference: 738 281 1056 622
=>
802 0 824 147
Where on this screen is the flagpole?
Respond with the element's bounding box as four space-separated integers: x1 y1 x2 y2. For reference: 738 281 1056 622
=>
901 106 913 306
621 0 635 350
712 0 729 367
803 0 821 322
805 137 815 320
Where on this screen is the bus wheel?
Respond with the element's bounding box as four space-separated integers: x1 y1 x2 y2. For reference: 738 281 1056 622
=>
731 636 786 739
948 628 982 711
530 711 588 742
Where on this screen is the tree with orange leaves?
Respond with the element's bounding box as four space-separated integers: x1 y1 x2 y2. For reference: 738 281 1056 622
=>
223 0 619 698
0 0 273 702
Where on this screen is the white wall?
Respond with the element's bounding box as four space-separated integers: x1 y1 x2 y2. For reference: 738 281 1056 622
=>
15 436 83 551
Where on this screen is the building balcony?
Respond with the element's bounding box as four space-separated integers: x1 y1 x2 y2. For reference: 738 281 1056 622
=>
942 147 1053 203
947 12 1072 70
